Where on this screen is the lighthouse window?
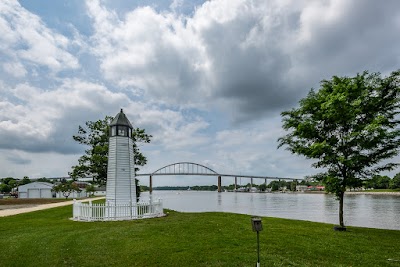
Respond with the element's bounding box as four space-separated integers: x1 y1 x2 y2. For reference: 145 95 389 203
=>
111 126 116 136
118 126 128 136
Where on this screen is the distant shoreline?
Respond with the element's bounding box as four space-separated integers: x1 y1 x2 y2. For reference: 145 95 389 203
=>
295 191 400 196
149 189 400 195
345 191 400 195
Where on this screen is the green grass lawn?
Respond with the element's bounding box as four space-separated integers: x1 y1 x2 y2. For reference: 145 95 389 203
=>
0 205 399 267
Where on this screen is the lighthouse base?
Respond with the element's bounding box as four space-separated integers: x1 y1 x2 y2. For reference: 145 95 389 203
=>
72 199 164 221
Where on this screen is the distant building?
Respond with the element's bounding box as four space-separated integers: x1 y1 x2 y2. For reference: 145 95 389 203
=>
237 187 248 192
307 185 325 191
316 186 325 191
18 181 91 199
18 182 53 198
93 186 106 196
296 185 308 192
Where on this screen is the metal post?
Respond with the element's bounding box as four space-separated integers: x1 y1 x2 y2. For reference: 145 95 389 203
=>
251 217 263 267
257 231 260 267
251 178 253 191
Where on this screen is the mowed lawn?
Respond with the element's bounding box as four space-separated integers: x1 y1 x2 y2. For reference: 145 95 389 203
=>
0 205 399 267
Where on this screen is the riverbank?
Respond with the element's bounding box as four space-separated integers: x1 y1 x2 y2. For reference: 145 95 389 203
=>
279 190 400 195
275 190 400 195
0 206 399 266
346 191 400 195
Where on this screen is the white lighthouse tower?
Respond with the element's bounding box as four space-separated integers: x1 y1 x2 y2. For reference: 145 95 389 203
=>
106 109 136 207
72 109 163 221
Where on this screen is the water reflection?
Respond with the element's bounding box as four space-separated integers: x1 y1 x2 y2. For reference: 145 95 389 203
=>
142 191 400 230
233 192 238 204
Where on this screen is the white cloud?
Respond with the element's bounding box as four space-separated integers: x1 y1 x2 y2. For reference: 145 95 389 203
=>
86 0 400 122
0 79 126 152
0 76 214 178
2 61 27 78
0 0 79 73
0 149 79 178
86 0 210 105
170 0 184 12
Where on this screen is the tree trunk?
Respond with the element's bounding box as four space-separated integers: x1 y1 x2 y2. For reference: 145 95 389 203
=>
339 190 345 227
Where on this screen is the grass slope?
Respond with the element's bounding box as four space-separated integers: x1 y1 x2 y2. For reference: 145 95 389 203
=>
0 206 399 267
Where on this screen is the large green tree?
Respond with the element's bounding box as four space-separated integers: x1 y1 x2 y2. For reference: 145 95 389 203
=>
278 70 400 229
70 116 152 186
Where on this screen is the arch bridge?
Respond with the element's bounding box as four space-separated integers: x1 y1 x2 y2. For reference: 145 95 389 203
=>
136 162 300 193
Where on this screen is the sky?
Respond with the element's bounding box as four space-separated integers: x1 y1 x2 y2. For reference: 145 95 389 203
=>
1 0 400 187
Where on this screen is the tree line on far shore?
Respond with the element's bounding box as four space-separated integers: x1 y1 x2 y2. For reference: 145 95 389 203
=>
138 173 400 193
2 171 400 195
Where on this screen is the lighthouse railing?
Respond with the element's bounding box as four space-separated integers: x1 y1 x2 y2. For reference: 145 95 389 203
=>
72 199 163 221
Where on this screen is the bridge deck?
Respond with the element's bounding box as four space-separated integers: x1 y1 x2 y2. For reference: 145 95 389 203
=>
135 173 300 180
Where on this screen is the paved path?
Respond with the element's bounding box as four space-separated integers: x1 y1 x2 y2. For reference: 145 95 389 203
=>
0 196 105 217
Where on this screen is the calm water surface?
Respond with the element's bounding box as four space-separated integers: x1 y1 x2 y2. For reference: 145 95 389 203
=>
141 191 400 230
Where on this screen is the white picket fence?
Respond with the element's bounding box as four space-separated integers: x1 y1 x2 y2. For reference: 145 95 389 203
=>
73 199 164 221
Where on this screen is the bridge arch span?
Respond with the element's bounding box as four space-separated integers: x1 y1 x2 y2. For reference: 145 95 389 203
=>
151 162 219 176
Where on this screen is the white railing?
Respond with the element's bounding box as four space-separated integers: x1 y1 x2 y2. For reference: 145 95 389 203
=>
73 199 164 221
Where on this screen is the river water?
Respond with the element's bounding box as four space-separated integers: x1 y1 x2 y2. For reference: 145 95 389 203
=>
141 191 400 230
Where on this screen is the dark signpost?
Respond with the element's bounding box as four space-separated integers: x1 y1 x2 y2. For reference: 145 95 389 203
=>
251 217 263 267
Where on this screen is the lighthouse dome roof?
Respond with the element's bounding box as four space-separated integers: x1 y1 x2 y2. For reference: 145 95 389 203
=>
110 109 133 129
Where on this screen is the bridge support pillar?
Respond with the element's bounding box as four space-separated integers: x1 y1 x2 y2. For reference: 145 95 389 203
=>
251 178 253 190
234 177 237 191
218 176 222 192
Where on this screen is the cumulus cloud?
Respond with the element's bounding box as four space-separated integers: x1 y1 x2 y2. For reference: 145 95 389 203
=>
293 0 400 79
0 80 123 153
2 61 27 78
87 1 209 105
0 0 79 74
86 0 400 122
0 77 212 158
